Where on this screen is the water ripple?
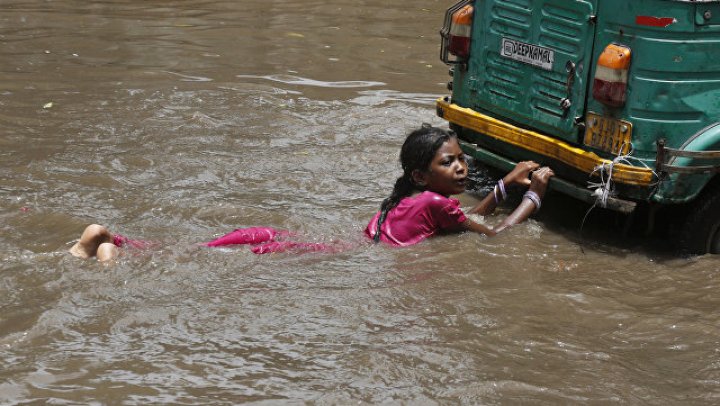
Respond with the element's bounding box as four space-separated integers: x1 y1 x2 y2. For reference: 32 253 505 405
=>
236 74 385 88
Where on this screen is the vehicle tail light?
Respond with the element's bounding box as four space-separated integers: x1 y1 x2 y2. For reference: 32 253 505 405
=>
592 44 632 107
440 0 473 64
448 5 473 58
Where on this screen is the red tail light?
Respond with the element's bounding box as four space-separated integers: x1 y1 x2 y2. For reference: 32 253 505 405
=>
448 5 473 58
592 44 632 107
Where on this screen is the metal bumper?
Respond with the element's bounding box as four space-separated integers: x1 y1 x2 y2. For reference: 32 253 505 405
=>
436 97 657 213
436 97 655 186
458 139 638 213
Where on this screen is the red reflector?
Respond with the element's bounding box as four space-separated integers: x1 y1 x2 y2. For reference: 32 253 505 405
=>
593 78 628 108
449 36 471 58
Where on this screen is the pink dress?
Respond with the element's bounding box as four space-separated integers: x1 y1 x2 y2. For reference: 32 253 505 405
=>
111 191 468 256
204 191 468 253
181 191 467 254
364 191 467 246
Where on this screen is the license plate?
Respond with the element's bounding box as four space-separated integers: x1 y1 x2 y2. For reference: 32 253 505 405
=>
500 37 555 71
584 113 633 155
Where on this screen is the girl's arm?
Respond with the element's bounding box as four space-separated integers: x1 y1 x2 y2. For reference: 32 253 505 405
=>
466 161 540 215
462 166 554 236
462 217 498 237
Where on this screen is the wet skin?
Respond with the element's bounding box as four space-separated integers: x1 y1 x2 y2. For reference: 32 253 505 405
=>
414 138 468 197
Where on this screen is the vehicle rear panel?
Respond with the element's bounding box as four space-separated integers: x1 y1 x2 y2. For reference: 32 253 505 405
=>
452 0 598 142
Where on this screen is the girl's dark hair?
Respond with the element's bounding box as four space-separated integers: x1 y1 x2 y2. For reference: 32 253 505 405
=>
373 124 456 242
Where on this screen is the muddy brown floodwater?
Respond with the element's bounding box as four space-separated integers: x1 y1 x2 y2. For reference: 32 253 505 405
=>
1 0 719 404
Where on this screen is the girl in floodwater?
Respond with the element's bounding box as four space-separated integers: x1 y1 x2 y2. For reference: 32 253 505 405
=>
70 124 553 261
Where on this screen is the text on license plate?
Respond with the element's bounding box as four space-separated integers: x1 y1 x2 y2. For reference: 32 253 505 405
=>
500 38 555 71
584 113 633 155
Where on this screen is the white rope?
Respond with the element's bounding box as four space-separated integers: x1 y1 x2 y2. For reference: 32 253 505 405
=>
587 143 658 208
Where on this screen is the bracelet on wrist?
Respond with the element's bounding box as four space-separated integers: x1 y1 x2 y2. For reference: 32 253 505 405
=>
497 179 507 201
523 190 541 213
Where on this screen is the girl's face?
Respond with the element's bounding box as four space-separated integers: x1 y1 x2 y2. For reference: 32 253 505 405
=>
414 138 468 196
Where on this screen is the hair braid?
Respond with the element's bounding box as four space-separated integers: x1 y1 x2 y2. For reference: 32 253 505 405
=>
373 174 415 242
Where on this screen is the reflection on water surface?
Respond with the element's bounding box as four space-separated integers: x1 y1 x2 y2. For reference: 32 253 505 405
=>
1 0 718 404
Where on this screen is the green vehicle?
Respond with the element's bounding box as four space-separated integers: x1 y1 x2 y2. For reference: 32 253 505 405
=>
437 0 720 254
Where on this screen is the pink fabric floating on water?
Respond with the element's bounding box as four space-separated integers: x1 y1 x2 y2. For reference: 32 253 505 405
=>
112 234 153 249
110 227 342 255
205 227 335 254
204 227 284 247
250 241 332 255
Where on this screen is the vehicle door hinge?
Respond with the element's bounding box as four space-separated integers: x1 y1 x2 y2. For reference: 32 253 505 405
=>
560 61 576 113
